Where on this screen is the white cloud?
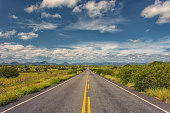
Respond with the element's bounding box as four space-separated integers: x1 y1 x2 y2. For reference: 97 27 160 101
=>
40 0 80 8
66 18 125 33
58 33 70 37
0 43 50 61
72 0 116 18
17 20 58 32
145 29 150 32
84 0 116 18
9 15 18 19
1 38 169 63
32 21 58 31
24 5 39 13
128 39 141 43
18 32 38 40
0 29 16 38
24 0 80 13
141 0 170 24
72 5 82 13
41 12 61 18
25 21 58 31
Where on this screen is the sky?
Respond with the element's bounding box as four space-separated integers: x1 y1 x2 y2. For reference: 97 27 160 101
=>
0 0 170 63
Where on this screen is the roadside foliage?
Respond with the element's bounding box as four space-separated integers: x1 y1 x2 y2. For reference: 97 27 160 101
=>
90 61 170 103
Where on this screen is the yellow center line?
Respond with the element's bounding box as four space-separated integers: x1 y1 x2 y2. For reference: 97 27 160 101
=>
82 74 91 113
88 96 91 113
88 75 89 89
82 75 88 113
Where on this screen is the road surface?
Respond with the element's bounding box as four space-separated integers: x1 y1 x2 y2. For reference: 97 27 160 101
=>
0 69 170 113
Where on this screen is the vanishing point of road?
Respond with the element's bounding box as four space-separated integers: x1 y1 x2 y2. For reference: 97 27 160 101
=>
0 69 170 113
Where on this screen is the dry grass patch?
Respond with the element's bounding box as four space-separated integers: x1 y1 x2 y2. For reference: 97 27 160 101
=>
103 75 121 83
145 88 170 104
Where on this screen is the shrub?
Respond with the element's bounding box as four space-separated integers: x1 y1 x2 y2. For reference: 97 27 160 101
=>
43 68 48 72
67 70 77 74
119 67 131 84
119 62 169 91
25 67 31 71
35 67 41 72
0 67 19 78
148 61 167 67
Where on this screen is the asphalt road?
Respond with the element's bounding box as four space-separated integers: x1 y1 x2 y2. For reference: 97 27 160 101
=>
0 69 170 113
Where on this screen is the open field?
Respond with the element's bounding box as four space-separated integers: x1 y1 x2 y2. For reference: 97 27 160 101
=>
0 65 86 106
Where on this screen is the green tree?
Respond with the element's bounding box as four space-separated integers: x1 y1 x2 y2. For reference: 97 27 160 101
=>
20 67 24 72
43 68 48 72
25 67 31 71
0 67 19 78
35 67 41 72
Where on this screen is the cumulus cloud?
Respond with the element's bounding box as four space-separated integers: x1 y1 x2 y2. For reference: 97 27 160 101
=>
72 0 116 18
24 5 39 13
66 18 125 33
141 0 170 24
18 32 38 40
9 14 18 19
41 12 61 18
0 43 50 62
40 0 79 8
0 38 169 63
0 29 16 38
72 5 82 13
84 0 116 18
24 0 80 13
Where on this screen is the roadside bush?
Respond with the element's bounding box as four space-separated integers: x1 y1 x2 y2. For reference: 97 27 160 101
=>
90 62 170 103
0 67 19 78
119 66 134 85
119 62 169 91
91 68 117 77
67 70 77 74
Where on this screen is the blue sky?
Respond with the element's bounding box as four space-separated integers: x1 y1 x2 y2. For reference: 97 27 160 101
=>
0 0 170 63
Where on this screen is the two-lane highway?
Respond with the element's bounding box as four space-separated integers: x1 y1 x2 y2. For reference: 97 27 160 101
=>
0 69 170 113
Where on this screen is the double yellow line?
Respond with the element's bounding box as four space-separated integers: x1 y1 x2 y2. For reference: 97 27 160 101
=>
82 74 91 113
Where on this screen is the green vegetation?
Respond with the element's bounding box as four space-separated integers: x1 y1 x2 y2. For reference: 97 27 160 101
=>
0 65 87 106
90 61 170 104
0 67 19 78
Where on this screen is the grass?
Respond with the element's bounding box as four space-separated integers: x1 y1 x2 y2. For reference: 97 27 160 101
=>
126 82 135 89
102 75 120 83
0 69 80 107
145 88 170 104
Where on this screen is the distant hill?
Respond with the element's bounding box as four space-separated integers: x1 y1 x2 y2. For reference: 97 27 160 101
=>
1 61 57 65
10 62 20 65
71 62 146 65
0 61 148 66
61 62 69 65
